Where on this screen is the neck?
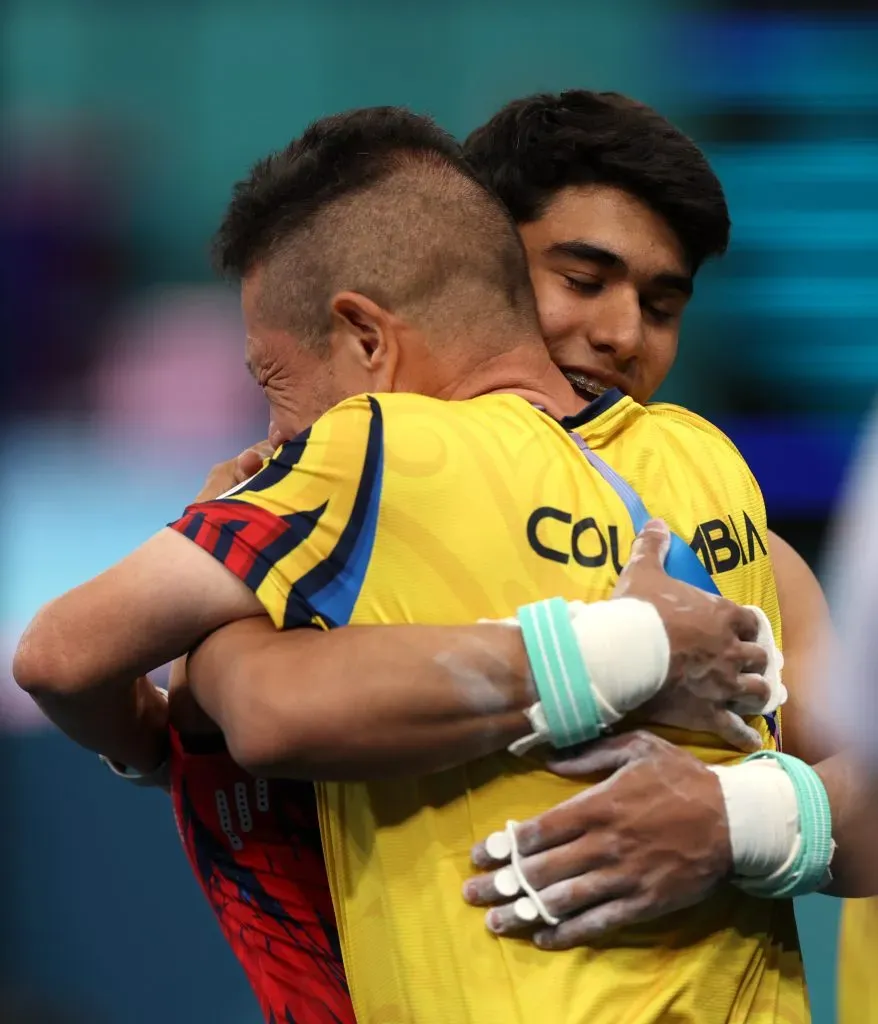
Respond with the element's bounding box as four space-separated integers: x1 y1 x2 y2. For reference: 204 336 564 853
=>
435 335 584 419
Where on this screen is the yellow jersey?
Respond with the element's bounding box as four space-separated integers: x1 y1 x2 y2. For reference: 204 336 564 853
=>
173 388 807 1024
839 899 878 1023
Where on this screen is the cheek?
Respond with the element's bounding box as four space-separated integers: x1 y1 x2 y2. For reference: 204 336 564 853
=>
331 359 372 396
266 379 330 439
532 276 577 341
639 331 679 397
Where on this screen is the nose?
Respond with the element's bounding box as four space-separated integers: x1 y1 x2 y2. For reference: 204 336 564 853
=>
587 286 643 363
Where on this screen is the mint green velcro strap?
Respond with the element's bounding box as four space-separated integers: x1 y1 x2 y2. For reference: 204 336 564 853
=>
517 597 602 748
735 751 834 899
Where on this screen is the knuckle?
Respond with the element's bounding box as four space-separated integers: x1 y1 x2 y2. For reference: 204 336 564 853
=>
514 821 542 857
628 729 659 755
542 879 576 916
519 852 550 890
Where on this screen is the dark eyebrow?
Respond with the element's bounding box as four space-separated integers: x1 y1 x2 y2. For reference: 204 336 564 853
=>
547 241 621 268
651 272 694 298
546 240 693 297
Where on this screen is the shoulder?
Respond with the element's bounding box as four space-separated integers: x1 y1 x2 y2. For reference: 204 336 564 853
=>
644 402 761 486
644 402 747 461
306 392 448 433
272 394 385 467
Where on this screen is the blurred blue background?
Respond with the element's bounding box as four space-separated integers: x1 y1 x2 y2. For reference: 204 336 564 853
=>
3 1 874 1021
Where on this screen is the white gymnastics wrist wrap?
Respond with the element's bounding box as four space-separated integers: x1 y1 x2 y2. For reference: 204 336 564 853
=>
509 597 669 754
710 752 835 897
566 598 670 724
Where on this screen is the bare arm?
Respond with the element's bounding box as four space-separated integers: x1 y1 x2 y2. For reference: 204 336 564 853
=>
186 617 535 778
769 531 835 762
13 528 263 768
766 531 871 896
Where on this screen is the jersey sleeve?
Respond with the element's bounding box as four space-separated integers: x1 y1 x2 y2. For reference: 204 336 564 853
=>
169 394 384 630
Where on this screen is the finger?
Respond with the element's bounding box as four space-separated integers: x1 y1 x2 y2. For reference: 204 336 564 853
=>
725 670 771 714
536 868 635 921
463 865 520 906
733 639 768 677
251 439 277 459
545 731 661 779
711 709 763 753
236 446 270 480
484 870 628 937
618 519 670 577
532 896 649 949
484 899 544 936
473 786 608 866
474 737 658 865
728 604 760 642
465 833 609 906
470 837 505 871
268 421 286 449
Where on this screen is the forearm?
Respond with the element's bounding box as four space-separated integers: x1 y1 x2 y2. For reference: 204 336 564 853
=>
188 618 536 779
13 529 261 699
12 529 261 771
33 674 169 773
814 753 877 897
780 687 874 895
14 590 194 769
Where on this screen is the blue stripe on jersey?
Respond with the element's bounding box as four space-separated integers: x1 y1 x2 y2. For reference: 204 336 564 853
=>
179 510 206 541
285 396 384 629
558 387 624 428
212 519 252 565
234 427 312 495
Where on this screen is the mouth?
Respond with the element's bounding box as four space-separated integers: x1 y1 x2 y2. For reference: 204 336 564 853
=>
562 369 617 402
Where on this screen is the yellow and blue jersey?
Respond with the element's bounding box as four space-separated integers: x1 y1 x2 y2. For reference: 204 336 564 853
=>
172 388 806 1024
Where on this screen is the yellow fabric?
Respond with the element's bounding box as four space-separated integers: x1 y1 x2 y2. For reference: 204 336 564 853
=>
838 898 878 1023
203 390 807 1024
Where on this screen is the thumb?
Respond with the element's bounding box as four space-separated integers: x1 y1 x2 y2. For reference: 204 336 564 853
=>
268 421 287 450
249 439 277 461
622 518 671 574
235 445 270 480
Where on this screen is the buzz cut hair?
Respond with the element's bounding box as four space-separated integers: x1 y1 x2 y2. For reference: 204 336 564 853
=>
213 106 538 347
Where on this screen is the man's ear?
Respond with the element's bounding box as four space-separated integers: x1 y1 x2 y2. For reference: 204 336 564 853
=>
329 291 399 386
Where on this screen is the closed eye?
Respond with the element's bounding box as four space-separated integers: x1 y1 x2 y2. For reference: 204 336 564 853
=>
563 276 602 296
642 297 684 325
643 304 676 324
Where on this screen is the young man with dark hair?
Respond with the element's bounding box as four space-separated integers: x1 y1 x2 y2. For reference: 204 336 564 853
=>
15 105 812 1023
459 83 865 942
463 89 728 408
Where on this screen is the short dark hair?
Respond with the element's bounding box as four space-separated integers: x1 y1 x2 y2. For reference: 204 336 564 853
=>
213 106 536 346
463 90 730 272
